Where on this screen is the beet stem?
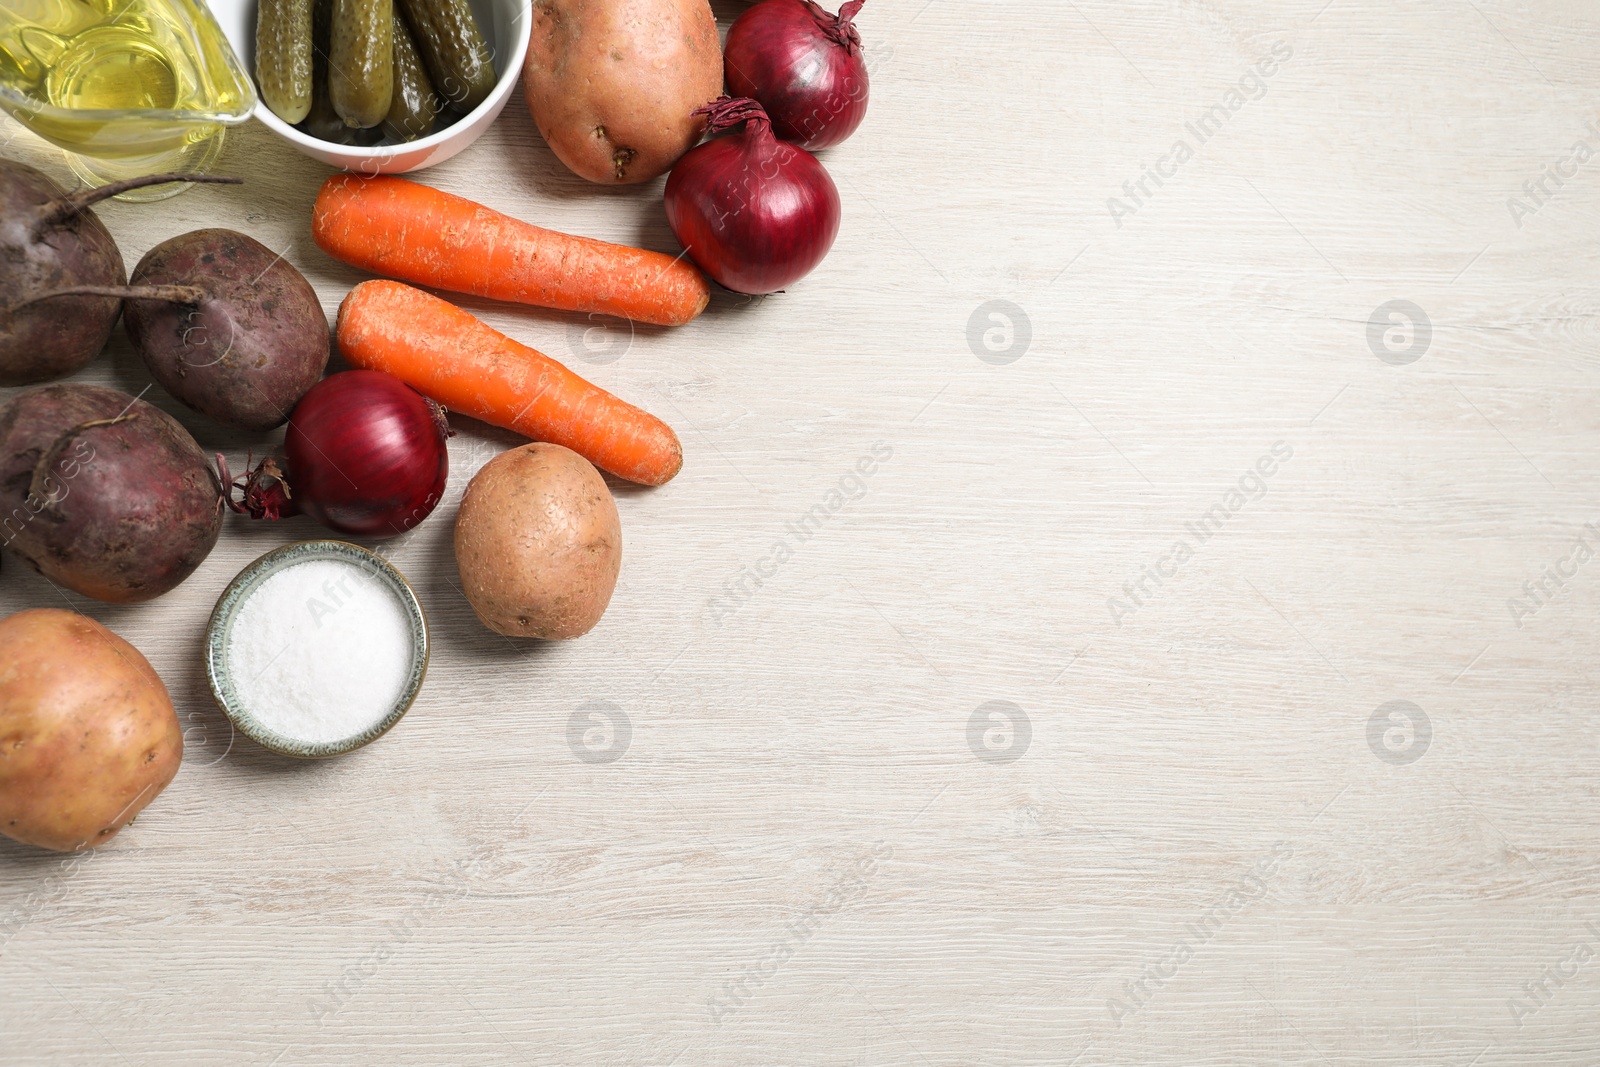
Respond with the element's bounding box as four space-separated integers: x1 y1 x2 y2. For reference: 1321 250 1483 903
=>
217 453 295 520
215 453 244 515
32 174 243 232
10 284 208 311
75 414 138 431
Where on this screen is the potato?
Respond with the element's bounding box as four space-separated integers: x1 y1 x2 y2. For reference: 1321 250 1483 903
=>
455 443 622 638
0 609 182 852
522 0 723 184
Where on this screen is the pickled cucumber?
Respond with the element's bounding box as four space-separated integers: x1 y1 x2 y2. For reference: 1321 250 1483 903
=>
256 0 313 123
381 10 438 142
301 0 382 145
396 0 493 114
302 73 353 143
329 0 393 129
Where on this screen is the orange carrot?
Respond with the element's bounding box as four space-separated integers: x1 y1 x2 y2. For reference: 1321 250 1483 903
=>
313 174 711 327
337 280 683 486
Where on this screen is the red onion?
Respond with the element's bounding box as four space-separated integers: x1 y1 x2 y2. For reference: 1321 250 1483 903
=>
664 97 842 295
724 0 868 151
223 370 450 538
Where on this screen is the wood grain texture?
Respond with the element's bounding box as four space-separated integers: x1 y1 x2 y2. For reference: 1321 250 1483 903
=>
4 0 1600 1063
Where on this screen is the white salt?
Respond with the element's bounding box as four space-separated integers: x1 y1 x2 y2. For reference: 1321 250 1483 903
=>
227 557 414 745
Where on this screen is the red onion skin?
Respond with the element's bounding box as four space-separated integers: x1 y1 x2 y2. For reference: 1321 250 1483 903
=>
665 98 842 295
724 0 868 151
283 370 450 538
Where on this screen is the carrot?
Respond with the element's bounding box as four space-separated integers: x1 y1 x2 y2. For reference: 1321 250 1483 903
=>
337 280 683 486
313 174 711 327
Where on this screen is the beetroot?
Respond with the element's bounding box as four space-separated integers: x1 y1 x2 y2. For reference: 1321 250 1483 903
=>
0 161 240 386
128 229 329 431
0 384 223 603
31 229 329 432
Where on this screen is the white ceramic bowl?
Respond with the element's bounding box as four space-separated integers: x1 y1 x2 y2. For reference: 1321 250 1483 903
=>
206 0 531 173
206 540 430 758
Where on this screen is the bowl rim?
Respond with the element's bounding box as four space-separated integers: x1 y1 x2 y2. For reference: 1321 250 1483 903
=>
204 539 431 759
246 0 533 160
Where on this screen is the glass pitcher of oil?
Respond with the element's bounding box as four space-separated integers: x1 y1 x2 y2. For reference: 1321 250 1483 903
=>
0 0 254 196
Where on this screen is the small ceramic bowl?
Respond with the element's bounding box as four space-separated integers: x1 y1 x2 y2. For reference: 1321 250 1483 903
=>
205 540 429 758
207 0 532 173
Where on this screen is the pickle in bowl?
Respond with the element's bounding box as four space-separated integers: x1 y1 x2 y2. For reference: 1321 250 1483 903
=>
397 0 494 114
300 0 384 144
256 0 314 123
382 10 438 142
329 0 394 128
246 0 502 149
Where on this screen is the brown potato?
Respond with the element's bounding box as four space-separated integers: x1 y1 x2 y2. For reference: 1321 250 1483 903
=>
0 609 182 852
522 0 723 184
455 443 622 638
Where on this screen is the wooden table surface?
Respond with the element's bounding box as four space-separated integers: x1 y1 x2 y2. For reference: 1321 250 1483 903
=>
5 1 1600 1063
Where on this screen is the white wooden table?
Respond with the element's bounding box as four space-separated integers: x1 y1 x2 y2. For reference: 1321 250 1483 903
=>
4 1 1600 1063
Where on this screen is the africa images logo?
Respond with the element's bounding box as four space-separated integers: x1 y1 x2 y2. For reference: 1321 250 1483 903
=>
705 442 893 627
1108 441 1293 625
1106 42 1293 229
1105 842 1294 1027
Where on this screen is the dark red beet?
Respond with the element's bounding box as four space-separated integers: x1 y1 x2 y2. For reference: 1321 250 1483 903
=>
46 229 331 432
0 384 224 603
0 162 240 385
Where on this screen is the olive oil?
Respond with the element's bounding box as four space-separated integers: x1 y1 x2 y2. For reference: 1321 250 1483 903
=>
0 0 253 162
50 27 181 110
